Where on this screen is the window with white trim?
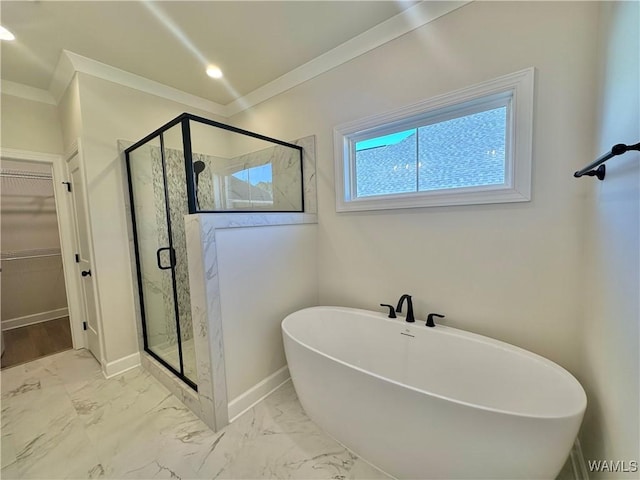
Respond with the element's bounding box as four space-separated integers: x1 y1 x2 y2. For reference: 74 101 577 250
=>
334 68 534 212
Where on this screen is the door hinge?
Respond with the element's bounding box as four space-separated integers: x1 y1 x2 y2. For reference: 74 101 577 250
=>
62 181 72 192
83 321 87 331
75 253 80 263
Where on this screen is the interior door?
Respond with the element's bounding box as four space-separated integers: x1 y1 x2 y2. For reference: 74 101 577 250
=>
66 153 101 361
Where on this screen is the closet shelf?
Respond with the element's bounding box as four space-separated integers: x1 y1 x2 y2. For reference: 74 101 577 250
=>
1 248 62 261
0 170 52 180
0 168 55 198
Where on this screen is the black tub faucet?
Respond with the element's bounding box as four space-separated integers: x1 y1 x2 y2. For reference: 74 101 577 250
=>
426 313 445 328
380 304 397 318
396 294 415 323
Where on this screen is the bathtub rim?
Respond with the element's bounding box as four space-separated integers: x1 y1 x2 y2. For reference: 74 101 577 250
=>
282 305 587 421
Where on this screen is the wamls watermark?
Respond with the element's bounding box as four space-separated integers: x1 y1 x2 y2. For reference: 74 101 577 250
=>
588 460 638 473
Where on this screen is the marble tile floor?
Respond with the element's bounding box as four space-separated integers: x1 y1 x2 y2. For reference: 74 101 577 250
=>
152 337 197 384
0 349 388 479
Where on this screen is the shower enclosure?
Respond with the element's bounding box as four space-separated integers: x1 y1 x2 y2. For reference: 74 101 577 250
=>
125 113 303 389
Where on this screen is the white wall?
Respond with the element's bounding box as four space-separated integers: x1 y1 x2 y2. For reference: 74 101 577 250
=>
230 1 599 379
579 2 639 475
0 96 67 326
216 224 318 401
73 73 226 364
1 94 63 154
57 76 83 154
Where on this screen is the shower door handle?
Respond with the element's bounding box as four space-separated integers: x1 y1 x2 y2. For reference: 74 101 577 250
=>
156 247 175 270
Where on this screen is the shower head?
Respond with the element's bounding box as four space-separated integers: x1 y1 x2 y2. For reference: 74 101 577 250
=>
193 161 206 175
193 160 206 189
193 161 206 210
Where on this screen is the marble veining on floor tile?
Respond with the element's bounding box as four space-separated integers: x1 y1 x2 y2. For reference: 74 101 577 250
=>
0 349 388 479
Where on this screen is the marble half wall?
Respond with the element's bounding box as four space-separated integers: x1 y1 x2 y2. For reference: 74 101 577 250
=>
185 212 318 430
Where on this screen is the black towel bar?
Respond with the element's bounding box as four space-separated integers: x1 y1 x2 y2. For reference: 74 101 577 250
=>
574 142 640 181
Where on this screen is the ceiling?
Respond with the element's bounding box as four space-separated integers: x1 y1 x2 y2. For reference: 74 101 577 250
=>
1 1 416 105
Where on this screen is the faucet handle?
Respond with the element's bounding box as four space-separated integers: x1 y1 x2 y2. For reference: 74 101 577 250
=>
426 313 445 328
380 304 397 318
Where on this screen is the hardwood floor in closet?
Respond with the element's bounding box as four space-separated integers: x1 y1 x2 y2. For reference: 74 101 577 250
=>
1 317 72 369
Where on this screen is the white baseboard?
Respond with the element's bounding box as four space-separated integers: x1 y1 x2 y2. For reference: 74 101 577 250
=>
570 438 589 480
228 366 290 422
102 352 141 378
1 308 69 331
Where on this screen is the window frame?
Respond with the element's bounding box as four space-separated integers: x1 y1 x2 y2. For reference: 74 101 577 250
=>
334 68 534 212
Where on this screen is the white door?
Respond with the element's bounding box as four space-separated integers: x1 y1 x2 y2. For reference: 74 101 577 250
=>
66 153 101 360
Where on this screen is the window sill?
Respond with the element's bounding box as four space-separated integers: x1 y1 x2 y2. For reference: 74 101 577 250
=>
336 184 530 212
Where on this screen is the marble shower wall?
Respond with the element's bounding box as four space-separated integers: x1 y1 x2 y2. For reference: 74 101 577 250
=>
148 147 175 349
150 146 193 349
295 135 317 214
193 152 219 211
127 144 174 350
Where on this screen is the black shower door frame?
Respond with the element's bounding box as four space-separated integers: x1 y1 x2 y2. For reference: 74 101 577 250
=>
125 116 197 391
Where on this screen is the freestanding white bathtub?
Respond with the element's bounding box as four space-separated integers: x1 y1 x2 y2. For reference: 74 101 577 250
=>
282 307 586 479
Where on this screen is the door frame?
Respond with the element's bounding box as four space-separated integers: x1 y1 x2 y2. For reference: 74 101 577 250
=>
64 144 106 365
0 146 86 351
0 144 104 365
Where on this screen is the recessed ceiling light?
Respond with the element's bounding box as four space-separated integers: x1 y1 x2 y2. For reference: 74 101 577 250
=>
206 66 223 79
0 26 15 41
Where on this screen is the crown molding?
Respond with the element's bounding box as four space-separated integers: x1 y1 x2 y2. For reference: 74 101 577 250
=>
225 0 471 116
18 0 470 116
1 80 56 105
61 50 228 117
0 147 61 163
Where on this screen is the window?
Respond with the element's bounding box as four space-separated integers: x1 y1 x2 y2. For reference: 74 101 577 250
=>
226 163 274 208
334 68 534 211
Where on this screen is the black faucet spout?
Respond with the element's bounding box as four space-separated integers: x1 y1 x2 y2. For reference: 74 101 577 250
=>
396 294 415 323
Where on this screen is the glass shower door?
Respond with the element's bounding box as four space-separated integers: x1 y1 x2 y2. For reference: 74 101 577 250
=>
126 131 196 390
161 125 197 384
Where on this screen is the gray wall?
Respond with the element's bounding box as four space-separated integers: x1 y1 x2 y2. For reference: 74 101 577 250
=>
580 2 639 476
